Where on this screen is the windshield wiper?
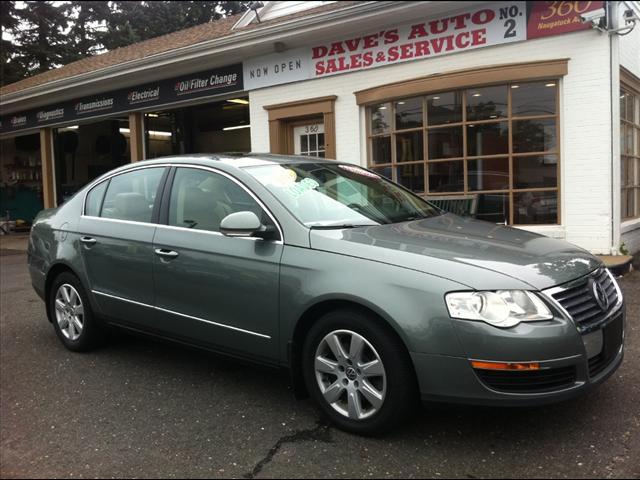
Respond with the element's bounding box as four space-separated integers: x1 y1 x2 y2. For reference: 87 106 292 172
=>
308 223 378 230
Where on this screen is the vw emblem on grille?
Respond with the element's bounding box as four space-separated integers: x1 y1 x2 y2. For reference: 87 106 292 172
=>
590 278 609 312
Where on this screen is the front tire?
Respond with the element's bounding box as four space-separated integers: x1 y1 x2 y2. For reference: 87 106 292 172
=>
49 272 104 352
302 308 417 435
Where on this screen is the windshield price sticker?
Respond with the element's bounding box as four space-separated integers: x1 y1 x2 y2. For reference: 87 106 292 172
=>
288 178 320 199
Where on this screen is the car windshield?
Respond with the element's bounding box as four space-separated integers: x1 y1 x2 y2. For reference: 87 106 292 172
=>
243 162 441 227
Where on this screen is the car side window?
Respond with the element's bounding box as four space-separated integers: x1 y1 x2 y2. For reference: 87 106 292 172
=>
84 180 108 217
100 168 165 223
168 167 270 233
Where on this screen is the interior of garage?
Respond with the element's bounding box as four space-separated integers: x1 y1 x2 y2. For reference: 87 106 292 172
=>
0 133 44 227
144 97 250 159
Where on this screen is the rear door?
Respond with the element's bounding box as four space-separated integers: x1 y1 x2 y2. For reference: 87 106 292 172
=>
151 166 283 362
78 166 167 327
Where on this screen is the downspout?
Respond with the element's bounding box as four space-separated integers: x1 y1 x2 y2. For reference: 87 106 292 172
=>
609 1 618 255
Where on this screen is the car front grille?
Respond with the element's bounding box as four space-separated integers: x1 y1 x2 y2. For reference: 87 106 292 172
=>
475 366 577 393
550 268 619 332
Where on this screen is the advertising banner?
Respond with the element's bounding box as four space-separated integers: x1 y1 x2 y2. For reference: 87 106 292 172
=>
1 64 243 135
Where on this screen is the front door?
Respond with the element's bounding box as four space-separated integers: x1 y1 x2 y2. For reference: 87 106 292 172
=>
79 166 166 326
292 121 326 158
151 167 283 362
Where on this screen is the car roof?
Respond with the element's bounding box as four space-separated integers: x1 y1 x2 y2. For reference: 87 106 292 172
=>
122 153 337 170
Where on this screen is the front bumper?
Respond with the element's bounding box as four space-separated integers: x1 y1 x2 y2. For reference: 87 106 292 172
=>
412 305 625 406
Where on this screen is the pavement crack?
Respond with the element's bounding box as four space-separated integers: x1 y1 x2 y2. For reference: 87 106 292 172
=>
243 421 332 479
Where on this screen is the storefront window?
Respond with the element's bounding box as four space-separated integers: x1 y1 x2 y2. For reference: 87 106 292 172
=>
621 88 640 220
367 80 560 225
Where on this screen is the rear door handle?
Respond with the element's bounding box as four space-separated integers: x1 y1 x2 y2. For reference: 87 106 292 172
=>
80 236 97 245
154 248 179 259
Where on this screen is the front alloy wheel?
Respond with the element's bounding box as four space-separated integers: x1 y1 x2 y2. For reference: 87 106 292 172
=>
314 330 387 421
303 308 416 435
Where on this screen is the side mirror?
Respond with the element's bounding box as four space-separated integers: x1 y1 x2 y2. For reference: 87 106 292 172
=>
219 211 277 239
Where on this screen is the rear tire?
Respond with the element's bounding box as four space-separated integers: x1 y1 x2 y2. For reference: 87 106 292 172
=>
48 272 104 352
302 308 417 435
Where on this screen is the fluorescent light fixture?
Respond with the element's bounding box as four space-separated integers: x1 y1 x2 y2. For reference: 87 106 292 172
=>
472 93 482 97
60 125 79 130
545 83 556 87
511 85 520 89
223 125 251 131
378 106 387 110
397 101 406 105
227 98 249 105
119 128 171 136
432 96 440 100
146 113 159 118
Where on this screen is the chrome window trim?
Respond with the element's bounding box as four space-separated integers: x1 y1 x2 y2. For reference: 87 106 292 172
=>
542 268 624 331
82 162 285 243
80 215 157 228
92 290 272 340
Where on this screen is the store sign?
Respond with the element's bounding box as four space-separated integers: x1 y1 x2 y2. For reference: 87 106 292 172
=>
244 0 601 90
243 48 311 90
527 1 604 39
1 63 243 134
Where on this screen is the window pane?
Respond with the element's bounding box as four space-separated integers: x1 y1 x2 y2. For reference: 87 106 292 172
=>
627 94 635 122
101 168 164 222
395 97 423 130
427 91 462 125
301 135 308 153
169 168 265 232
466 86 508 121
514 155 558 189
396 131 424 162
475 193 509 224
371 136 391 165
513 191 558 224
395 164 425 194
318 133 325 151
468 157 509 191
428 126 463 159
511 81 556 117
625 125 634 155
467 122 509 156
428 161 464 192
370 103 391 134
85 180 108 217
512 118 557 153
620 91 628 121
371 165 393 180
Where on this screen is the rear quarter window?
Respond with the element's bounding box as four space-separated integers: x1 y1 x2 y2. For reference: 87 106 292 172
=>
84 181 108 217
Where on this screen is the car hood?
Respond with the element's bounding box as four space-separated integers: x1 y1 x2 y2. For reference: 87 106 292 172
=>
309 214 601 291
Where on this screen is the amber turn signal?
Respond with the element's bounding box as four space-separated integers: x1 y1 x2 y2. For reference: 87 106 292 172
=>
471 360 540 371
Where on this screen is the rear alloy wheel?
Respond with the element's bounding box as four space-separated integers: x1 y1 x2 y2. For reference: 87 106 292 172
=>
303 309 416 435
54 284 85 341
49 272 104 352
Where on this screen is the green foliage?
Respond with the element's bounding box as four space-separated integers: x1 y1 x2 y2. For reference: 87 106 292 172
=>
1 1 247 87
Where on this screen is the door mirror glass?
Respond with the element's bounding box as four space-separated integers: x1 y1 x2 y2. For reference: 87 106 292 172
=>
220 211 264 237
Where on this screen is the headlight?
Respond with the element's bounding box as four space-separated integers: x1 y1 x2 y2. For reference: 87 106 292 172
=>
445 291 553 328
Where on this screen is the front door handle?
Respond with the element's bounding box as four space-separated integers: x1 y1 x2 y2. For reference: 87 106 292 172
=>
80 236 97 245
154 248 179 259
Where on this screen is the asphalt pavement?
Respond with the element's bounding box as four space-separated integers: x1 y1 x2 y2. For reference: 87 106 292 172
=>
1 250 638 478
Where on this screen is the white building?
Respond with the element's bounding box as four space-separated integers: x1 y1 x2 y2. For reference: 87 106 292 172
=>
1 1 639 255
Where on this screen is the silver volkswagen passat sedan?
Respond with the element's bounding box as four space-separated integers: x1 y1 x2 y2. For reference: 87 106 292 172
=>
28 154 625 434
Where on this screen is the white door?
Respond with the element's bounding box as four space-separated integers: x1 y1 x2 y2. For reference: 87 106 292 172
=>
293 123 325 157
